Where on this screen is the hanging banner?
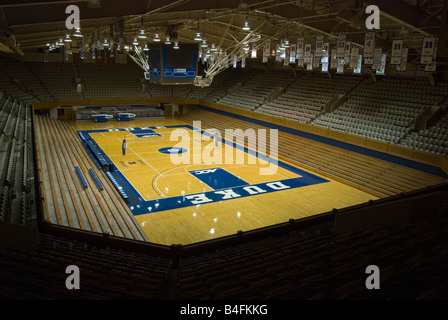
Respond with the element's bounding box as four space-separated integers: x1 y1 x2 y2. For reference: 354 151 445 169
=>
421 37 436 64
336 33 346 59
79 37 84 60
307 54 314 71
391 39 403 65
241 56 246 68
313 52 320 68
118 19 124 55
321 42 330 63
354 55 363 74
297 58 304 67
321 62 329 73
263 41 270 59
350 47 359 68
336 60 344 74
425 43 437 72
304 44 312 64
91 32 96 59
110 23 115 57
343 41 351 64
296 36 304 59
330 49 337 69
376 53 387 75
372 48 383 70
251 42 257 58
315 34 324 59
289 43 297 63
396 47 408 72
233 55 237 68
363 31 375 65
97 29 101 59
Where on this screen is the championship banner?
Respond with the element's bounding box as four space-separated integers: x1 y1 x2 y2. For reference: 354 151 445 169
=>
350 47 359 68
289 43 297 63
424 42 437 72
330 49 337 69
307 54 314 70
296 36 304 59
263 41 270 58
91 32 96 59
376 53 387 75
251 42 257 58
233 54 237 68
284 51 289 66
343 42 351 64
391 39 403 65
118 18 124 55
321 62 329 73
354 55 363 74
297 58 304 67
336 59 344 74
97 29 101 59
315 34 324 59
110 23 114 57
79 37 84 59
304 44 312 64
363 31 375 64
372 48 383 70
313 52 320 68
396 47 408 72
336 33 346 59
241 56 246 68
321 42 329 63
421 37 436 64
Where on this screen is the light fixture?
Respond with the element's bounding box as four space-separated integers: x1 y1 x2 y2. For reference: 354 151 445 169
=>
73 28 83 38
173 41 179 49
283 38 290 48
64 34 72 42
242 19 250 31
210 43 217 52
103 38 109 47
165 35 171 44
153 33 161 42
200 39 208 48
132 37 139 45
138 29 147 39
194 31 202 41
143 44 149 51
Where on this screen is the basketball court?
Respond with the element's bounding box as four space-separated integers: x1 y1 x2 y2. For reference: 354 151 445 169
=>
72 117 377 245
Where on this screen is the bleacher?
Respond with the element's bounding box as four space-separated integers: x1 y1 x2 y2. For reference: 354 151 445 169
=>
0 92 36 226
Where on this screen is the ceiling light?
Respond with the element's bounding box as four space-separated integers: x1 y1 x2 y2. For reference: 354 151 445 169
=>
138 29 147 39
143 44 149 51
73 28 83 38
173 41 179 49
64 34 72 42
242 20 250 31
103 38 109 47
200 39 208 48
132 38 139 45
165 35 171 44
153 33 161 42
194 31 202 41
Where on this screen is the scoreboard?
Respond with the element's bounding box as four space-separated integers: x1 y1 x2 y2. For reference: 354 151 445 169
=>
148 44 198 84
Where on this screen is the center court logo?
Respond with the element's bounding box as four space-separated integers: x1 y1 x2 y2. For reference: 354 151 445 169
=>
169 121 279 176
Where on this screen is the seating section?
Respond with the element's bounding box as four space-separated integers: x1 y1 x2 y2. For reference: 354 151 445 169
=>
215 70 295 111
313 77 448 148
399 112 448 156
33 114 148 241
27 62 81 100
1 195 447 299
0 92 36 226
77 64 150 99
256 73 362 123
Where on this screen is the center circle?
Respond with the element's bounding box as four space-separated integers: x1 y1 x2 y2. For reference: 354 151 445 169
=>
158 147 188 154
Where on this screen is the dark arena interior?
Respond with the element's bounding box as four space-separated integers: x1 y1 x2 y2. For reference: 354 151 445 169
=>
0 0 448 306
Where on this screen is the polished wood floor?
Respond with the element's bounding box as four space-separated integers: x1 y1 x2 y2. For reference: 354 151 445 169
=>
70 116 377 245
